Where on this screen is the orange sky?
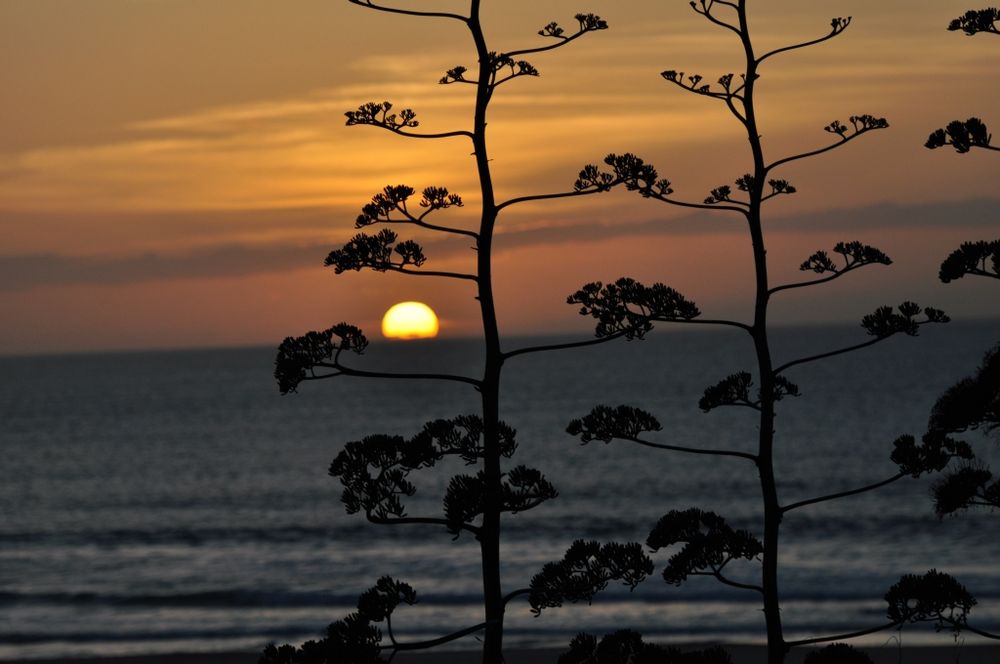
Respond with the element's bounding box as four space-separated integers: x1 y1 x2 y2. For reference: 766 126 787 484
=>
1 0 998 354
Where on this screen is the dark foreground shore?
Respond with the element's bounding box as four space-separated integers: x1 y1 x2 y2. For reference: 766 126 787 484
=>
14 645 1000 664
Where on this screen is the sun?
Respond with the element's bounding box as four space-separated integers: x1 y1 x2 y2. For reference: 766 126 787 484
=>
381 301 440 339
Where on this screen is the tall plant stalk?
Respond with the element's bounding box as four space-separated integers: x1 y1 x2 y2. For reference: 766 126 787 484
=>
266 4 656 663
563 3 973 662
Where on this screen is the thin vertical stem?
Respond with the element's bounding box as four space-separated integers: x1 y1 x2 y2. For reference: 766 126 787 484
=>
467 2 506 662
736 2 786 662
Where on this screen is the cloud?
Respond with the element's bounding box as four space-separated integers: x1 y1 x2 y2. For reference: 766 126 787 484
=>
2 198 996 293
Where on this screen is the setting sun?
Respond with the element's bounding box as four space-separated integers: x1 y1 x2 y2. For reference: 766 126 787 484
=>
381 301 440 339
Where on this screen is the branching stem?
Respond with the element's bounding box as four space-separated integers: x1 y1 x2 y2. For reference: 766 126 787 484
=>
368 515 482 536
347 0 468 23
765 130 871 175
781 472 905 513
312 362 482 388
502 332 625 360
622 435 758 462
773 337 885 375
390 622 490 652
787 622 899 648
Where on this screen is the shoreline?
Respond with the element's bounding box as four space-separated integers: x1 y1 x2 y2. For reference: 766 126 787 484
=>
11 644 1000 664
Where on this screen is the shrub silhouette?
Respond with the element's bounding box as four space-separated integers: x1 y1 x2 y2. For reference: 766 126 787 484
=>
266 4 651 663
561 3 977 662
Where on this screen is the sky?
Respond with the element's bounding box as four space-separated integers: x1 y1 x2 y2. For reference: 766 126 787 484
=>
0 0 998 355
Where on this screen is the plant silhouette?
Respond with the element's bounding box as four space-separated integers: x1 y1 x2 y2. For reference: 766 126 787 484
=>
922 7 1000 542
560 2 978 662
264 4 652 663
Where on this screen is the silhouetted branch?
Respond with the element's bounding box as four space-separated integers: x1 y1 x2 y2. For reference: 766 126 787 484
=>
774 303 949 375
495 186 615 212
690 570 764 594
568 277 701 340
502 332 627 360
575 153 751 216
486 52 540 88
443 466 558 535
505 13 609 58
885 570 976 634
948 8 1000 36
690 0 742 37
304 364 481 387
567 404 758 461
347 0 468 23
528 540 653 615
939 240 1000 282
771 241 891 295
784 431 974 513
345 101 473 140
782 473 905 513
926 117 999 153
391 622 489 651
647 509 763 587
661 70 743 103
933 463 1000 516
705 174 796 207
765 115 889 174
757 17 852 64
626 436 759 461
356 185 479 240
787 623 898 648
368 515 482 536
929 343 1000 435
958 624 1000 640
501 587 531 606
699 372 799 412
325 229 478 281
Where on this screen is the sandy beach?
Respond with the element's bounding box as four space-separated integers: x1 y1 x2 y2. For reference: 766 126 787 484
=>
14 644 1000 664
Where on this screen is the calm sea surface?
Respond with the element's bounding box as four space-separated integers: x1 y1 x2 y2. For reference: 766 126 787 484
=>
2 322 999 660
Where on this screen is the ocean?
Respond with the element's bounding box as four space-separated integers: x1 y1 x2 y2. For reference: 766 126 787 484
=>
2 321 999 660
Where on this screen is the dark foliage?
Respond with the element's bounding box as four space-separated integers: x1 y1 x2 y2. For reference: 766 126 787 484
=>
803 643 874 664
823 115 889 138
568 277 700 340
444 465 558 535
938 239 1000 283
925 117 994 153
573 153 673 198
355 184 463 227
799 241 891 274
859 302 949 338
274 324 368 394
324 229 426 274
646 509 762 586
566 405 662 443
699 372 753 411
885 570 976 631
259 577 420 664
357 576 417 621
948 8 1000 35
698 372 799 412
329 416 518 524
933 464 1000 516
890 433 973 477
928 343 1000 434
558 631 732 664
345 101 418 131
529 540 653 614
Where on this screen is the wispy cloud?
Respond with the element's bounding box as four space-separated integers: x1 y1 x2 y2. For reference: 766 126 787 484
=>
3 198 995 292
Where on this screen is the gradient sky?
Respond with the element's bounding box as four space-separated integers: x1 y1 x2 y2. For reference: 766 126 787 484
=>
1 0 997 354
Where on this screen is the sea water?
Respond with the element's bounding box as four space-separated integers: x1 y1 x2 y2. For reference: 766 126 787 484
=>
2 322 999 660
